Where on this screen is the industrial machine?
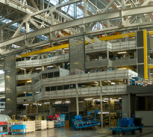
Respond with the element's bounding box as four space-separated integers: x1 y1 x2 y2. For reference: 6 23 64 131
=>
47 113 65 127
109 117 144 135
131 77 143 86
73 110 100 129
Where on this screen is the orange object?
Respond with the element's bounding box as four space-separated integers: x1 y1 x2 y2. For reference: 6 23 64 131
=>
65 120 70 127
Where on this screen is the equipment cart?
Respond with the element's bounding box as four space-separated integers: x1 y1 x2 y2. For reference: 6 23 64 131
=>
109 118 144 135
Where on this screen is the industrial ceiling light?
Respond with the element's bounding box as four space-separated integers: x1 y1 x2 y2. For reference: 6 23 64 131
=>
20 68 26 70
65 101 71 104
23 104 29 106
84 98 93 100
47 66 53 68
93 99 100 102
55 101 62 104
44 102 50 104
0 70 4 74
111 82 115 85
118 68 126 70
35 68 42 70
118 51 127 54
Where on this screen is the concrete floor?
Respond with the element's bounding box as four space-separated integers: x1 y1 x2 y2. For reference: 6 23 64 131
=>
6 127 153 137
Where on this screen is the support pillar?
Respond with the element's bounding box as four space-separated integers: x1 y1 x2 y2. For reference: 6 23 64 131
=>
100 94 103 128
40 0 44 10
109 97 111 127
84 0 88 17
121 0 125 9
49 102 52 114
26 22 29 33
76 83 79 115
128 94 131 118
36 102 38 114
0 27 3 41
42 66 44 71
100 81 103 128
5 55 17 116
74 3 77 19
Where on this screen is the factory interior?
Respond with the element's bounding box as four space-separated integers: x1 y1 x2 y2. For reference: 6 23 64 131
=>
0 0 153 136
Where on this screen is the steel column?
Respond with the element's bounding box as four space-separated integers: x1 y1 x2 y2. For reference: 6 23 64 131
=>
76 83 79 115
143 30 148 79
109 97 111 127
128 94 131 118
100 81 103 128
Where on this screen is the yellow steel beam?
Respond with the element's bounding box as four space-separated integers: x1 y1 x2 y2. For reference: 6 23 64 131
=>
143 30 148 79
149 65 153 69
99 32 136 41
21 31 153 58
21 44 69 58
149 31 153 35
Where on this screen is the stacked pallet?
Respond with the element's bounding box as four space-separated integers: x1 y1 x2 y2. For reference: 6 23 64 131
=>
15 121 35 133
35 120 47 130
47 121 54 129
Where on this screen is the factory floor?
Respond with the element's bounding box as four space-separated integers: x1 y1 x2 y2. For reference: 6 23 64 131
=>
6 127 153 137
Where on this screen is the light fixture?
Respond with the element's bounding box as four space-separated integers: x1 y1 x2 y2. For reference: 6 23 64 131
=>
84 98 93 100
79 101 83 103
24 92 26 93
36 92 39 93
27 80 32 83
55 101 62 104
107 80 111 82
47 66 53 68
93 99 100 102
98 112 109 114
95 59 97 60
36 68 42 70
44 102 50 104
118 51 127 54
95 82 98 83
65 101 71 104
6 76 10 78
20 68 26 70
111 82 115 85
33 103 37 105
119 98 122 99
104 98 108 100
0 70 4 74
23 104 29 106
118 68 126 70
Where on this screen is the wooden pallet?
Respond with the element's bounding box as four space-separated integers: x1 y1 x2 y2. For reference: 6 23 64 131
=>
35 120 47 131
14 121 35 133
47 121 54 129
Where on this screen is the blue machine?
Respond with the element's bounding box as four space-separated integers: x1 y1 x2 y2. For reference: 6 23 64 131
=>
54 114 65 128
11 125 26 135
109 118 144 135
131 77 143 86
73 110 100 129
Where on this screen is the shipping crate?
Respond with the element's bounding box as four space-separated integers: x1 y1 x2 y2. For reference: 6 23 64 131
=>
47 121 54 129
15 121 35 133
35 120 47 130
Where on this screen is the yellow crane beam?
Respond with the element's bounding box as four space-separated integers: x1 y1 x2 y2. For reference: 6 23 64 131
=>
21 44 69 58
21 31 153 58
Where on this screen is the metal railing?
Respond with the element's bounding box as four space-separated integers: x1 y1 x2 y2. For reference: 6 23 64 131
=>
33 69 137 89
16 73 38 80
33 85 127 102
16 54 69 68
